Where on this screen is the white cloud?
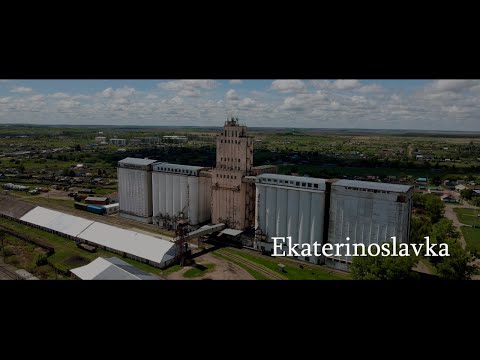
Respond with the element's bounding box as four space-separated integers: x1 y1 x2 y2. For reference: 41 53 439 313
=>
229 80 243 84
177 89 200 97
11 86 33 93
429 80 478 93
146 94 158 99
270 80 306 93
333 79 361 90
226 89 239 101
101 86 135 98
49 92 70 99
30 95 44 102
0 97 12 103
159 80 217 91
358 84 384 93
239 98 256 108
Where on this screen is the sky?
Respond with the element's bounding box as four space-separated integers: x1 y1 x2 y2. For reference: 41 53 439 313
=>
0 79 478 131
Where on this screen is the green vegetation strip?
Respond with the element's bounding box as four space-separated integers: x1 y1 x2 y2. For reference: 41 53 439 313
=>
182 263 216 278
454 208 480 226
460 226 480 252
221 248 350 280
211 252 270 280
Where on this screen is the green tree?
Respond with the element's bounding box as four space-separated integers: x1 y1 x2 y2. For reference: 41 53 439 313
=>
410 215 433 245
74 144 82 152
424 194 445 223
460 188 474 200
435 240 478 280
351 251 420 280
413 192 426 209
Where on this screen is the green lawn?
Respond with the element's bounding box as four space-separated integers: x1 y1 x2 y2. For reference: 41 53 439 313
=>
460 226 480 252
183 263 216 278
454 208 480 226
0 217 169 277
221 248 350 280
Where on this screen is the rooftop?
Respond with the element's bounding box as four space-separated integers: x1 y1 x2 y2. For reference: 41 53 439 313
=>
118 157 158 166
153 162 207 173
71 257 161 280
85 196 108 202
256 173 327 190
333 179 413 193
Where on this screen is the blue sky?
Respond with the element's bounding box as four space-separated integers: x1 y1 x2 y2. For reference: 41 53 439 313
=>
0 79 478 130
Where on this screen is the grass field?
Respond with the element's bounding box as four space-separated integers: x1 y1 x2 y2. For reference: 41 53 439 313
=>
183 263 216 278
0 217 169 278
220 248 350 280
460 226 480 252
454 208 480 226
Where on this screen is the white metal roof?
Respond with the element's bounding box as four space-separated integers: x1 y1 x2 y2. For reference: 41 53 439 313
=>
70 257 160 280
152 162 206 173
77 222 177 265
218 228 243 237
333 179 413 193
118 157 158 166
256 173 327 190
103 204 119 209
20 206 94 237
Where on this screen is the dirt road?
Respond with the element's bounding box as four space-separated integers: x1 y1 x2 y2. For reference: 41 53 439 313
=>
444 204 468 249
165 252 254 280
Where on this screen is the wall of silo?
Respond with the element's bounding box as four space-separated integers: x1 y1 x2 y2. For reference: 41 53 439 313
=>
188 176 199 225
198 176 212 223
118 167 152 221
327 186 412 263
256 184 325 263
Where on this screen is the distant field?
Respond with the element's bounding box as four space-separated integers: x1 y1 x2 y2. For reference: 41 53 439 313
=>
460 226 480 252
454 208 480 226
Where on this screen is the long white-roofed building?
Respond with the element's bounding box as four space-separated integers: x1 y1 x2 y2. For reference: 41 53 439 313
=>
327 180 414 271
18 206 178 268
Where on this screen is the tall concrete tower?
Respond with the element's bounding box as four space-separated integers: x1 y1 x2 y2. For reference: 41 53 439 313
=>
211 117 255 230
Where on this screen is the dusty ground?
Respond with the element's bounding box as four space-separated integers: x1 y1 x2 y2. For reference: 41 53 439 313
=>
0 256 18 280
165 252 254 280
444 204 469 249
37 189 71 200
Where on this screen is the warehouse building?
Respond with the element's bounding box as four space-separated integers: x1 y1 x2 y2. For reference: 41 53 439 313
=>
71 257 160 280
118 157 157 223
18 206 177 268
151 163 211 227
255 174 327 264
326 180 413 271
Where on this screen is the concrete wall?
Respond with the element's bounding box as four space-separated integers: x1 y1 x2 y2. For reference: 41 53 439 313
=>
118 167 153 223
255 183 326 264
327 184 413 263
151 172 211 226
211 121 255 230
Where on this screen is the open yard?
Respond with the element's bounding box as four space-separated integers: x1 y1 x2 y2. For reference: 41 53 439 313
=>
460 226 480 253
215 248 350 280
454 208 480 227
